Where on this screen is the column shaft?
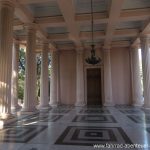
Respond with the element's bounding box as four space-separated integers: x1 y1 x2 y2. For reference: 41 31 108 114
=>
75 50 85 106
130 46 143 106
103 49 114 106
0 0 14 118
38 43 50 110
50 51 59 107
11 41 22 110
21 26 37 112
140 35 150 108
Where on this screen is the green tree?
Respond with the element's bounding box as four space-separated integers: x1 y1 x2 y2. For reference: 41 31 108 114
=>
18 49 51 103
18 48 25 102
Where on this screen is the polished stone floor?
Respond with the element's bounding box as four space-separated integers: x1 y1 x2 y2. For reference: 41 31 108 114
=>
0 105 150 150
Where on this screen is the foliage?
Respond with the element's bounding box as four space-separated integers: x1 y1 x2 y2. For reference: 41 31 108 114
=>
36 54 42 98
19 48 25 75
18 48 25 101
18 48 51 102
18 78 24 102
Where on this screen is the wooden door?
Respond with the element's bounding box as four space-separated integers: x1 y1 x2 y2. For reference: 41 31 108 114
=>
87 68 102 105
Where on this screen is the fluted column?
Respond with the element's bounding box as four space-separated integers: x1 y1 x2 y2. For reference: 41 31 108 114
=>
50 50 59 107
11 41 22 110
130 46 143 106
75 49 85 106
38 43 50 111
103 48 114 106
21 25 37 113
140 35 150 108
0 0 15 119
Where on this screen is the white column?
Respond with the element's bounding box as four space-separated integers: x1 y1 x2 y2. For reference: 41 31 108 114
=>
103 48 114 106
57 51 61 105
140 35 150 109
38 43 50 110
50 50 59 107
75 49 85 106
21 25 37 113
11 41 22 110
130 46 143 106
0 0 15 119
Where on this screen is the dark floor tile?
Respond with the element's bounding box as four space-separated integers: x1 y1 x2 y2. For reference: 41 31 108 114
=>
72 115 117 123
7 115 63 126
0 126 47 143
50 109 71 114
55 126 132 146
79 109 110 114
119 110 143 114
127 115 150 123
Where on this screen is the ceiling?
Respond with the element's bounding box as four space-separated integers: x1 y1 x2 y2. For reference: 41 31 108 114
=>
14 0 150 51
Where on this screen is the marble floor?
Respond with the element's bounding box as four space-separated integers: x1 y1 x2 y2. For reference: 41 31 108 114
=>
0 105 150 150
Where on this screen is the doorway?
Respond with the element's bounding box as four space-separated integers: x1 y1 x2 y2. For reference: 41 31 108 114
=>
87 68 102 105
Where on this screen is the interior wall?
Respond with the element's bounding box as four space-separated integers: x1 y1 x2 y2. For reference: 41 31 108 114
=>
59 47 132 105
59 50 76 105
110 47 132 105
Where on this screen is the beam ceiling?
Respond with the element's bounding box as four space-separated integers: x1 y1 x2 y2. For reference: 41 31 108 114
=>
14 0 150 50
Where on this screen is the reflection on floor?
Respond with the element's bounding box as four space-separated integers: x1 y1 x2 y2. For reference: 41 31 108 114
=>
0 105 150 150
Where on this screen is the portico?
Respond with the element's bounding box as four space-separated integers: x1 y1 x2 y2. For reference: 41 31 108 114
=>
0 0 150 149
0 0 149 118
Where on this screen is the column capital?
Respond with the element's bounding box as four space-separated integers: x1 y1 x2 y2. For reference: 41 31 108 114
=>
41 42 49 53
53 49 59 52
43 41 50 45
24 23 37 33
0 0 16 7
76 47 84 54
38 40 49 47
13 38 20 44
51 49 60 56
130 44 140 51
140 34 150 41
43 42 49 50
103 46 111 52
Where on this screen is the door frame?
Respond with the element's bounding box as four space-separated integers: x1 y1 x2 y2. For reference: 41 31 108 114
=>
84 65 104 106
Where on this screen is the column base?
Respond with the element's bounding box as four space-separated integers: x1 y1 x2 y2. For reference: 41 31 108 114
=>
11 104 22 111
143 105 150 110
21 107 38 115
37 104 51 112
133 98 144 107
49 101 59 108
50 104 58 108
103 101 115 107
75 101 86 107
0 114 17 126
133 103 144 107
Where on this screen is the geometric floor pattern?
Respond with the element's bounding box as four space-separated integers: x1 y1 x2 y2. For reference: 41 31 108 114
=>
79 109 110 114
147 128 150 134
50 108 71 114
55 126 132 146
0 105 150 150
127 115 150 123
72 115 117 123
119 109 144 114
0 126 47 143
9 115 63 126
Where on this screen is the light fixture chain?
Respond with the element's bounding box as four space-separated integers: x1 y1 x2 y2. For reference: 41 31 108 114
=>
85 0 101 65
91 0 94 44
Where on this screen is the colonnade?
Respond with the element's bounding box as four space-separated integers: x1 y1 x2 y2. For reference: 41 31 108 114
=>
0 0 150 123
